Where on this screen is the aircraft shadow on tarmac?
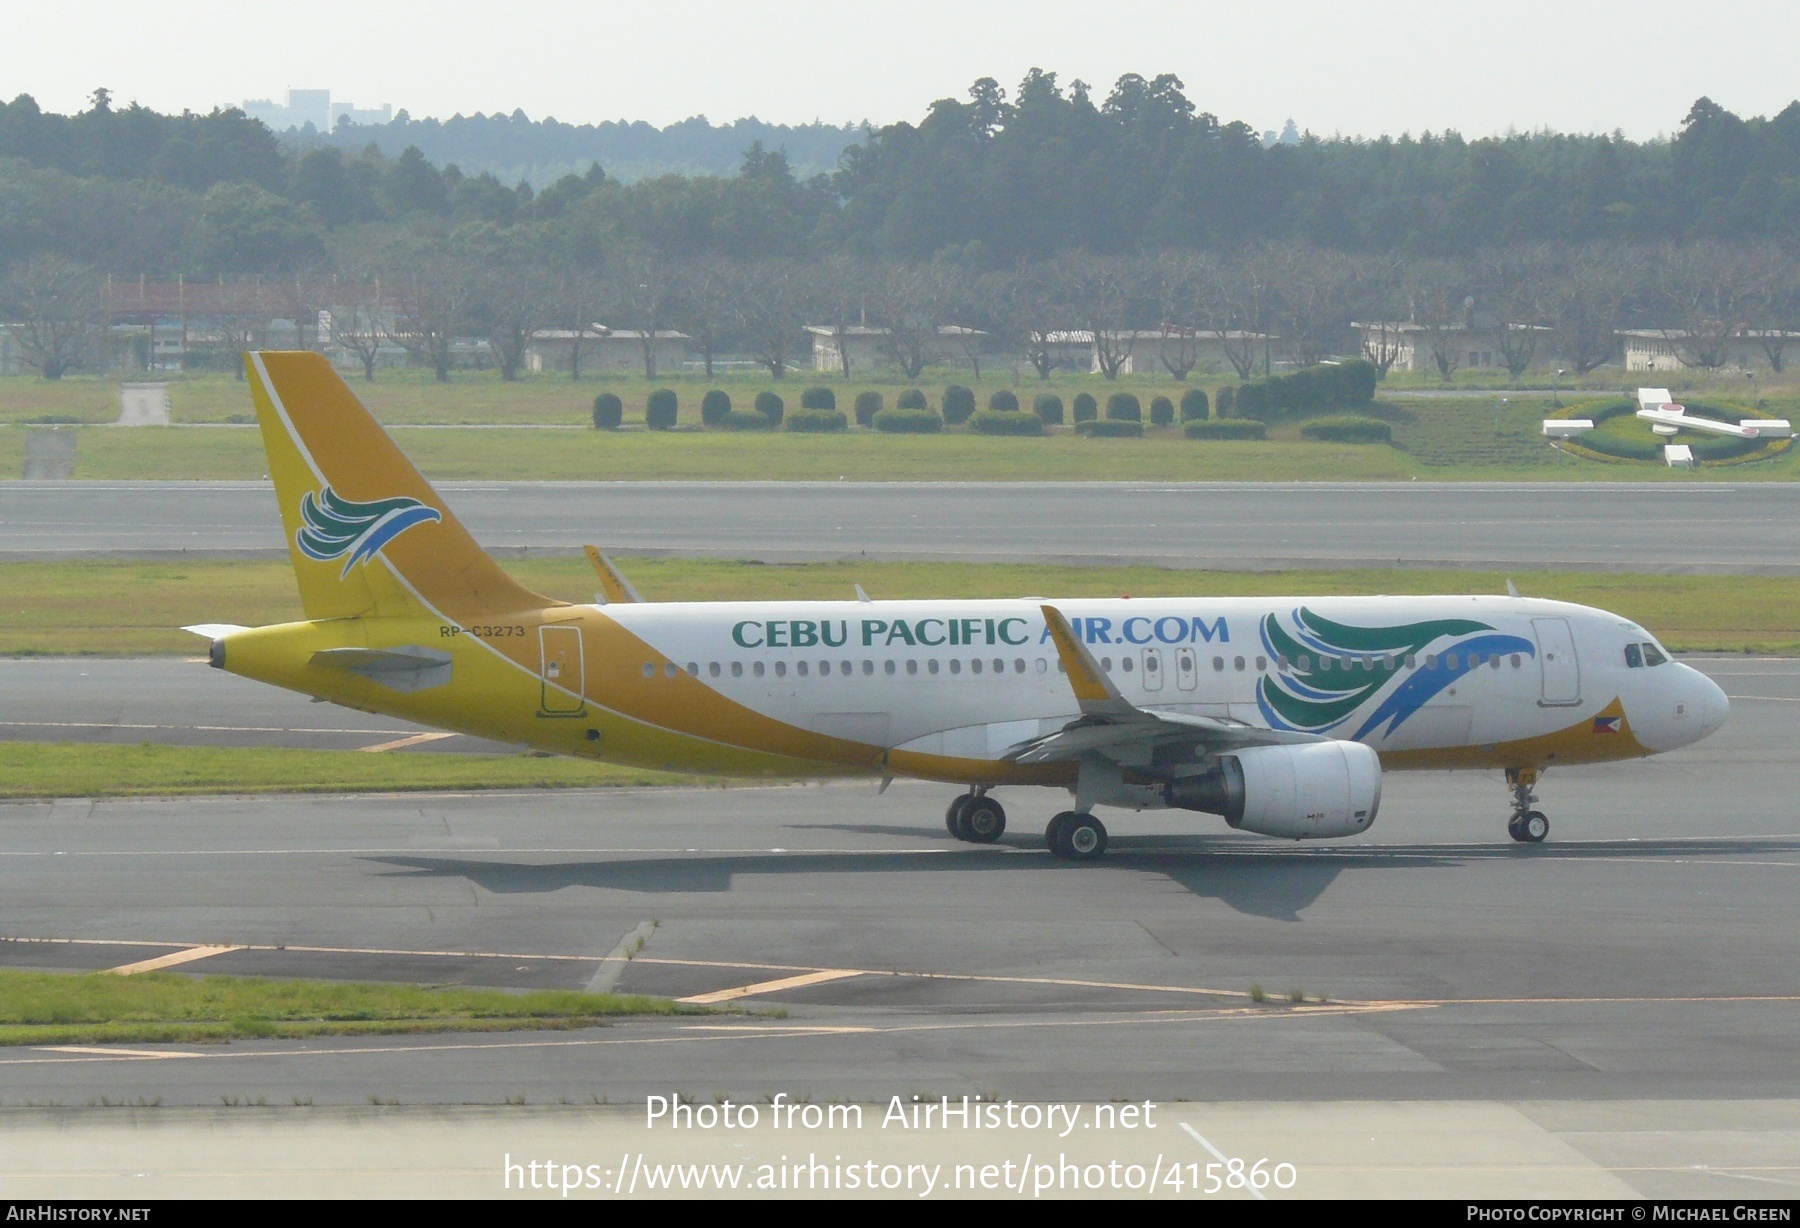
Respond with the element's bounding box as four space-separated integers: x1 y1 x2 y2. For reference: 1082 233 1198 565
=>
367 835 1798 923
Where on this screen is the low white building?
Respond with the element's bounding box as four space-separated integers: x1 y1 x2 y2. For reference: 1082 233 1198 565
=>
529 327 692 375
1034 329 1275 376
1618 329 1800 372
804 325 985 373
1351 321 1553 374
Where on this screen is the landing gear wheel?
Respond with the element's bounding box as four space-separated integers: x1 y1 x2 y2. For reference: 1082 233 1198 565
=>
961 796 1006 844
1520 810 1549 843
946 795 974 841
1506 814 1526 841
1047 811 1108 862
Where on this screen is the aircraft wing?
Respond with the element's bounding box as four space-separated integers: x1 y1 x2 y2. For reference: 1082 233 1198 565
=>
1008 605 1321 767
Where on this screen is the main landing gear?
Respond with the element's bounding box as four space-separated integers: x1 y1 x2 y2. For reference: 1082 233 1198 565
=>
944 792 1109 861
946 790 1006 844
1505 767 1549 843
1045 811 1108 862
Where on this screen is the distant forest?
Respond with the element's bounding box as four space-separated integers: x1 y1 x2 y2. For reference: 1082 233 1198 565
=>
1 74 1798 277
4 75 1800 386
295 110 866 185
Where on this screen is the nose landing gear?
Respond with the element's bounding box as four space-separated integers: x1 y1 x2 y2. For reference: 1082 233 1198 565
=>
1505 767 1549 843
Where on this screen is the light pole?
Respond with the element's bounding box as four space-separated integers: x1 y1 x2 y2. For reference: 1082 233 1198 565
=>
1747 369 1759 409
1553 368 1565 408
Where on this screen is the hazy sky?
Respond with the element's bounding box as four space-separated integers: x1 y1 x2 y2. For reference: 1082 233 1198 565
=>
6 0 1798 139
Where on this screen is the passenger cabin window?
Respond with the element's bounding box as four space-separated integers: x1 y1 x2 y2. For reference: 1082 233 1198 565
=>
1624 643 1643 669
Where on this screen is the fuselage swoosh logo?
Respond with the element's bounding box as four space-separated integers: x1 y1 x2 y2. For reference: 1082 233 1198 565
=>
295 487 442 577
1257 607 1536 737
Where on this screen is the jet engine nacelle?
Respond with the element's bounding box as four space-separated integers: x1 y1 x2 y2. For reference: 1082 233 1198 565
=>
1163 740 1382 839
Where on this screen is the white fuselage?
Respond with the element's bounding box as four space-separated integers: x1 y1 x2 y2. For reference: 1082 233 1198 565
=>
596 593 1727 770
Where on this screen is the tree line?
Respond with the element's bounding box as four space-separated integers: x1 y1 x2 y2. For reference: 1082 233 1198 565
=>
3 78 1799 279
3 78 1799 381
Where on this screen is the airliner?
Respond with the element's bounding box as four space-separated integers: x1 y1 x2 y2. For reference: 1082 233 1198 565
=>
187 353 1729 862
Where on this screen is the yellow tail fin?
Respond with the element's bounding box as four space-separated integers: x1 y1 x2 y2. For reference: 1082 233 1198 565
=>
245 351 554 623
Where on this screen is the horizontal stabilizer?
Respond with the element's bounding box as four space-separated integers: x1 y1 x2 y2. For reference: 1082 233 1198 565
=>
584 546 645 604
310 645 452 693
182 623 249 640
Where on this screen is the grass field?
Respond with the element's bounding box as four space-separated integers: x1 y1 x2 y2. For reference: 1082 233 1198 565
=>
7 557 1799 657
5 368 1797 482
0 969 690 1047
0 743 708 799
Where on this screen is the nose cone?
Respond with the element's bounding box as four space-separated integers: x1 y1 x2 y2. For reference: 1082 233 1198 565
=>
1693 668 1729 740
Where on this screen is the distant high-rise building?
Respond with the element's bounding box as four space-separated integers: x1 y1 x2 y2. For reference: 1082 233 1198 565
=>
241 89 391 132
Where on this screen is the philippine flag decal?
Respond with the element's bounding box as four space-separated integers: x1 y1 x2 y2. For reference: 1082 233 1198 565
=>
1593 715 1623 734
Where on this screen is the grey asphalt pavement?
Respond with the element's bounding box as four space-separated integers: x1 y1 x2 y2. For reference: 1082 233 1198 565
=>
7 479 1800 571
0 658 1794 1122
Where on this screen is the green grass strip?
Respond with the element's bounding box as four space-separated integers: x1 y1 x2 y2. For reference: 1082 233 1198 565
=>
4 558 1798 658
0 743 708 800
0 969 691 1046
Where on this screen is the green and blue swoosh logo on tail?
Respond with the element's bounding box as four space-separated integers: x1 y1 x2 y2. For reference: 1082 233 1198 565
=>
1258 608 1534 738
296 487 442 577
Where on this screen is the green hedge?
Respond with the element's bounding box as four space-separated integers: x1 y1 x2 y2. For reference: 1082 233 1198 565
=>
1232 359 1378 423
1072 392 1098 423
1034 393 1064 425
896 388 929 410
1300 415 1392 444
853 390 883 426
1214 386 1236 417
1106 392 1141 422
968 408 1045 436
872 407 943 433
645 388 678 430
801 386 836 410
1185 420 1266 440
1180 388 1209 421
718 409 772 431
786 407 847 433
754 390 785 426
1076 419 1143 438
942 384 976 425
987 389 1019 412
591 393 623 430
700 389 732 426
1149 395 1174 426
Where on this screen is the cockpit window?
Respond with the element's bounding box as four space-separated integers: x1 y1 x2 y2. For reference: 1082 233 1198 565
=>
1624 643 1643 669
1642 642 1668 667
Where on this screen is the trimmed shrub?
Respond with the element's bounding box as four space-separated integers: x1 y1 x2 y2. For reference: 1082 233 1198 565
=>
1149 395 1175 427
1105 392 1141 422
1300 415 1393 444
645 388 678 430
719 409 772 431
1034 393 1065 425
969 408 1045 436
700 389 732 426
1233 361 1380 423
1185 420 1266 440
1214 385 1237 418
853 390 884 426
1179 388 1209 421
942 384 976 425
801 386 836 410
1076 419 1144 438
987 389 1020 412
591 392 623 430
754 390 785 426
786 407 848 432
896 387 929 410
1072 392 1098 423
873 407 943 433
